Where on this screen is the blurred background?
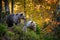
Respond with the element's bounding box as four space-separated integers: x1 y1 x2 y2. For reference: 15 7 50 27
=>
0 0 60 40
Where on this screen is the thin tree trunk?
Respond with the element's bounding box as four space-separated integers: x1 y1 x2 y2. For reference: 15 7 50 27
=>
24 0 26 14
11 0 14 14
0 0 2 23
4 0 10 15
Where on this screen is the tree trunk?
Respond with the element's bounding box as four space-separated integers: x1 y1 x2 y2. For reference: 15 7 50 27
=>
4 0 10 15
24 0 26 14
11 0 14 14
0 0 2 23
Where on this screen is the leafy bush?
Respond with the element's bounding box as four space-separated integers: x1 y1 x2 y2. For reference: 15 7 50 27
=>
5 31 15 40
1 23 59 40
13 26 40 40
36 24 41 34
0 24 7 36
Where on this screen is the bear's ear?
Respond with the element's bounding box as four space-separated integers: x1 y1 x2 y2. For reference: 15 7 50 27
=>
20 14 23 16
31 21 33 23
16 14 18 16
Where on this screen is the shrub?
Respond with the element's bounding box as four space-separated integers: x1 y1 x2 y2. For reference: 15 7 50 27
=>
13 26 40 40
36 24 41 34
5 31 15 40
0 24 7 36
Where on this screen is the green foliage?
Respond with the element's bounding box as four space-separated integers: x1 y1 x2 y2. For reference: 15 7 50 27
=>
6 31 15 40
6 31 14 37
0 24 7 36
23 31 40 40
0 24 60 40
36 24 41 34
13 25 40 40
